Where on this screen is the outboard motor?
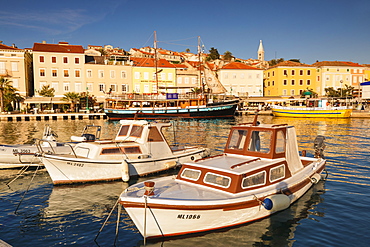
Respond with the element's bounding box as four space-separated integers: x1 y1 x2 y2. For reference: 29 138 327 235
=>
314 135 325 158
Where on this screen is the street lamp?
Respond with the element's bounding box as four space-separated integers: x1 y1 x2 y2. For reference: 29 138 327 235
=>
86 87 89 111
340 80 343 98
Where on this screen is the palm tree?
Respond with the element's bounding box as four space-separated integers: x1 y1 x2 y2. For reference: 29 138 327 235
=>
0 77 14 112
62 92 80 112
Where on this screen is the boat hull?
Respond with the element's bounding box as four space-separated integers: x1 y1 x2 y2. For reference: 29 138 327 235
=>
272 107 352 118
104 102 238 120
121 159 326 238
42 149 207 185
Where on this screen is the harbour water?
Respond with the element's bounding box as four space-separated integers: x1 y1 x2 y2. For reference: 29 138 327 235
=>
0 116 369 246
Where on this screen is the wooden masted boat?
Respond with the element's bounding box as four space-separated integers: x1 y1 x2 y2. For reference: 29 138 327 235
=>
119 116 326 239
104 93 239 120
39 120 210 185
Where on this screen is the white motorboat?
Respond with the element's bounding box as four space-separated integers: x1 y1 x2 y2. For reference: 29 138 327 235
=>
40 120 210 185
119 116 326 240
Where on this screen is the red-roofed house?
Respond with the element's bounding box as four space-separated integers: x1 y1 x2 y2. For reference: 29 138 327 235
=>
218 62 263 97
129 57 177 94
312 61 365 96
32 41 85 98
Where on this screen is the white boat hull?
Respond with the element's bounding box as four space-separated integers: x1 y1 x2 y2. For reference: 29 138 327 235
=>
121 159 326 238
42 149 207 184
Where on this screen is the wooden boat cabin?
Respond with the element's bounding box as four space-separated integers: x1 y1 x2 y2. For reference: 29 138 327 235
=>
175 120 319 194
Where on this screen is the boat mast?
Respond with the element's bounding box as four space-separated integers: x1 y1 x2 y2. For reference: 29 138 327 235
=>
198 36 203 92
154 31 159 94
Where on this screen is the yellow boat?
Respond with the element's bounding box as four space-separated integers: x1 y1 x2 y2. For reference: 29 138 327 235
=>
271 105 352 118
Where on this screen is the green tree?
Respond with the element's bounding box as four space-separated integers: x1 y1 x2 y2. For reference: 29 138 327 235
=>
62 92 80 112
289 59 301 63
301 88 318 98
206 47 220 61
268 58 285 67
38 84 55 97
223 51 233 61
324 84 354 98
0 77 16 112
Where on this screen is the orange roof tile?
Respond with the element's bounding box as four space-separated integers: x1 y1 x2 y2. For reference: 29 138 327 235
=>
130 57 177 68
312 61 364 67
222 62 262 70
0 43 21 50
32 42 84 54
272 60 313 68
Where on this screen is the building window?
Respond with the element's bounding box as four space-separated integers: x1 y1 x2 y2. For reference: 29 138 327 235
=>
40 69 45 77
224 73 228 79
122 84 128 92
39 56 44 63
307 70 311 75
87 83 93 91
110 70 116 79
87 70 92 78
121 71 126 79
283 80 287 85
185 78 189 84
75 57 80 64
232 73 237 79
168 73 173 80
299 70 303 75
307 80 311 85
291 70 295 76
144 72 149 80
52 82 58 92
299 79 303 85
110 84 117 92
135 72 140 79
272 71 275 76
291 89 295 95
267 72 270 77
291 80 295 85
178 77 182 84
50 57 56 63
52 69 57 77
192 78 197 84
75 83 82 92
272 81 275 86
99 84 105 92
12 79 19 88
283 70 287 76
64 69 69 77
99 70 104 78
283 89 287 95
11 62 18 72
63 83 70 92
161 72 166 80
75 70 80 78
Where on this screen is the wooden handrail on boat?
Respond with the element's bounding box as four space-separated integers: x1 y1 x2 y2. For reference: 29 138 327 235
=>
230 158 261 169
195 153 226 162
271 124 288 127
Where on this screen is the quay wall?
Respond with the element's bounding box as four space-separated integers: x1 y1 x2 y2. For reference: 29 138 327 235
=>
0 113 107 122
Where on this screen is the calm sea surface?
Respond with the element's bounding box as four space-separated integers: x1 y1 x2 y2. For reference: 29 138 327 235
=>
0 116 369 246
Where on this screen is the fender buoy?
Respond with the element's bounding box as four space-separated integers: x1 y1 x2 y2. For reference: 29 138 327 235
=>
121 160 130 182
262 194 291 211
311 173 321 184
128 94 133 99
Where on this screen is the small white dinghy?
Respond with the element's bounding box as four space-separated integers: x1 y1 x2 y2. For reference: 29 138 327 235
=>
119 116 326 240
40 120 210 185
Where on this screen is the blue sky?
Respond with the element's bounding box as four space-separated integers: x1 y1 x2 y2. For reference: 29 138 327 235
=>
1 0 369 64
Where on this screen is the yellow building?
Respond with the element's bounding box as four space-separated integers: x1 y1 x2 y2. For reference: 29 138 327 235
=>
264 61 318 97
84 58 131 103
32 41 85 97
0 43 31 96
130 57 176 94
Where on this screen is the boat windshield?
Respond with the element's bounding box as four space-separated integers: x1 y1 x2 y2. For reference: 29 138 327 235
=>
227 129 248 150
248 130 272 153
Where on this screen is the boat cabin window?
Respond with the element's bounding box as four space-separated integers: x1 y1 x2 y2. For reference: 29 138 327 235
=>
242 171 266 189
270 164 285 182
130 125 144 138
275 130 286 153
204 172 231 188
180 168 201 181
118 125 129 137
101 146 141 155
148 127 164 142
227 129 248 150
248 131 272 153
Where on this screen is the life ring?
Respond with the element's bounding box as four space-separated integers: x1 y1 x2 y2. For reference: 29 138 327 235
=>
128 94 133 99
